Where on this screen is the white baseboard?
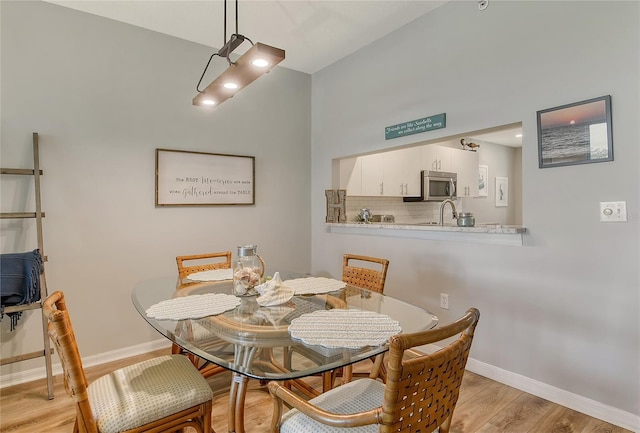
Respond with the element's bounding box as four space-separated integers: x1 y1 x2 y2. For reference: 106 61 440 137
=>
416 344 638 432
0 339 171 389
466 357 639 432
2 341 638 432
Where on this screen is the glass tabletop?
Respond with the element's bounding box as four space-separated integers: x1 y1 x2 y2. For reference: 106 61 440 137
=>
132 275 438 381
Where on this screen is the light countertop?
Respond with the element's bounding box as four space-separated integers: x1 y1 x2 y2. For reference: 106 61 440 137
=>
325 222 526 246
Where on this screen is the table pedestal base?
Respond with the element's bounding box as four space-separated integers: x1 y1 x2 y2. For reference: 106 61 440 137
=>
227 345 258 433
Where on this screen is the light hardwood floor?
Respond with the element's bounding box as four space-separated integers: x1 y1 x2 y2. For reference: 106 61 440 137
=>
0 349 631 433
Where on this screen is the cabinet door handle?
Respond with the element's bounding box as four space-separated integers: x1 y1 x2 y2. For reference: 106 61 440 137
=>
404 183 408 195
380 182 384 195
400 184 404 195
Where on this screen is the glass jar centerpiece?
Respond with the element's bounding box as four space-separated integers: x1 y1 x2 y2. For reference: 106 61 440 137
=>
233 245 265 296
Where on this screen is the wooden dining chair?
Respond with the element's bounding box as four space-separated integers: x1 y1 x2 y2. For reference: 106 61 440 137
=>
285 254 391 393
341 254 389 294
176 251 232 282
174 251 233 378
43 291 213 433
269 307 480 433
337 253 390 384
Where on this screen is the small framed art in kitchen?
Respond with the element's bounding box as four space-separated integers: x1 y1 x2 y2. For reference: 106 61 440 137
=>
155 149 255 206
478 165 488 197
495 177 508 207
537 95 613 168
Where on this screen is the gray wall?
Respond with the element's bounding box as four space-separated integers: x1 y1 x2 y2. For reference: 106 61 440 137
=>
1 1 311 369
311 0 638 421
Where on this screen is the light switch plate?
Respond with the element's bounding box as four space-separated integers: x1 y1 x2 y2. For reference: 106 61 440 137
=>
600 201 627 222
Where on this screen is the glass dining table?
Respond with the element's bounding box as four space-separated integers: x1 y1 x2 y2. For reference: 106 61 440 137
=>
132 273 438 433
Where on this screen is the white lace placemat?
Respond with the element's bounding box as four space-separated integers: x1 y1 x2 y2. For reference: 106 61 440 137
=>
146 293 241 320
186 268 233 282
283 277 346 295
288 309 401 349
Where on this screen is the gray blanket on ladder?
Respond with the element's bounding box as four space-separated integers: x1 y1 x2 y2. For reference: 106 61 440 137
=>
0 249 43 331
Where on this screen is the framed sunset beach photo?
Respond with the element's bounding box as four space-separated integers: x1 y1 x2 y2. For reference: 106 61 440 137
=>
537 95 613 168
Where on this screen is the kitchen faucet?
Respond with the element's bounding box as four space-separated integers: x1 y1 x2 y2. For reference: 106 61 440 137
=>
439 199 458 225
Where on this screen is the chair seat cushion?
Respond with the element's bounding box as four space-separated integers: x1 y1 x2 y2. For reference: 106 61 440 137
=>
88 354 212 433
280 378 384 433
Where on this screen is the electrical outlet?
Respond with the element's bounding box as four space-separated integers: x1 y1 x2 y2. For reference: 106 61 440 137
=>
440 293 449 310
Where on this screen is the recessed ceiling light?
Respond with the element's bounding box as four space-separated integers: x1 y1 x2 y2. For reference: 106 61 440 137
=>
516 134 522 138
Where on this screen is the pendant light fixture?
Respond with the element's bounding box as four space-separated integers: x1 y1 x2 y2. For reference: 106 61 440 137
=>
193 0 285 108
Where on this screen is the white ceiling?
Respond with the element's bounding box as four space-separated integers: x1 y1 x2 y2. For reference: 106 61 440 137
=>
43 0 522 146
466 125 523 148
45 0 448 75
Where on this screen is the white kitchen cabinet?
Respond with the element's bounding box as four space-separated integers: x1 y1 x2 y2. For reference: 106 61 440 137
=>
384 147 422 197
360 153 386 196
359 148 421 197
420 145 454 172
453 149 479 197
420 145 479 197
339 156 362 195
339 145 475 197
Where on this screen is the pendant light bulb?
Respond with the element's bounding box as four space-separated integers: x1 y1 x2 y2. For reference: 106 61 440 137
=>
202 99 216 106
252 59 269 67
224 82 239 89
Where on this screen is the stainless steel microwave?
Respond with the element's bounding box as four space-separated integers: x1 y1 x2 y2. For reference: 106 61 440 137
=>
403 170 457 202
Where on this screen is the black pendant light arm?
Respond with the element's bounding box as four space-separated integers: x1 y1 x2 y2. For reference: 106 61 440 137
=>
198 0 255 91
196 53 222 93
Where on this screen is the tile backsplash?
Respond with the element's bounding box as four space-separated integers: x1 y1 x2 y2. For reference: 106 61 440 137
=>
346 196 460 224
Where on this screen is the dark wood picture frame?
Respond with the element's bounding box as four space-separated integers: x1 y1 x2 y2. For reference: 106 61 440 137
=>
537 95 613 168
155 148 255 207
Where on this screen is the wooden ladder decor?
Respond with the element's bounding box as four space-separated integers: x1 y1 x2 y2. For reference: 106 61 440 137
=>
0 132 54 399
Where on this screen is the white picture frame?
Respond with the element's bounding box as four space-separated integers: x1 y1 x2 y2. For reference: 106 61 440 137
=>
495 177 508 207
478 165 488 197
